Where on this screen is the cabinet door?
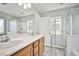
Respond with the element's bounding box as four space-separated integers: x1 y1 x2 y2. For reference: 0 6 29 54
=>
12 44 33 56
39 37 44 56
33 40 39 56
34 46 38 55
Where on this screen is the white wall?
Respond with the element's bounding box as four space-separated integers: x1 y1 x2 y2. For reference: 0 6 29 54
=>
39 17 51 46
34 12 40 34
39 17 49 34
71 7 79 35
66 7 79 55
67 35 79 55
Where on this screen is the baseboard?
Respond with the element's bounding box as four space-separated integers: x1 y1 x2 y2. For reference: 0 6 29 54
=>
52 45 65 49
45 45 65 49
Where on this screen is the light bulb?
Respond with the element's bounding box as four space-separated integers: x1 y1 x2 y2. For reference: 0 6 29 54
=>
18 3 22 6
24 3 27 9
28 3 31 8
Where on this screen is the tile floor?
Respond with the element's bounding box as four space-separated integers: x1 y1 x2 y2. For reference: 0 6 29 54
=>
43 46 66 56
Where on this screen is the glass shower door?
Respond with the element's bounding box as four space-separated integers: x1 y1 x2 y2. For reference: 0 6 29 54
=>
49 16 65 48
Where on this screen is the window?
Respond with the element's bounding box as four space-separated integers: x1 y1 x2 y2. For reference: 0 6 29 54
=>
49 17 61 35
26 20 32 33
0 18 4 34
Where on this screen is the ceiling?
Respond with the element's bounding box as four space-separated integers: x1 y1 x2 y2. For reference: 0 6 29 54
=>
0 3 34 17
33 3 79 13
0 3 79 17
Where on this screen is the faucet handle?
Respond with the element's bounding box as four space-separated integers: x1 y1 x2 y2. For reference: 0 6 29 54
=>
5 35 10 42
0 35 10 42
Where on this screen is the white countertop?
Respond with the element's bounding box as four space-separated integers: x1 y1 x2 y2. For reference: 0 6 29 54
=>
0 34 44 56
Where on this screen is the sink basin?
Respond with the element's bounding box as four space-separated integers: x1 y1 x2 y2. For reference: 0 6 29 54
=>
0 40 22 49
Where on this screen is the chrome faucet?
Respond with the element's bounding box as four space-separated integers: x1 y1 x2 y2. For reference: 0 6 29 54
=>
0 35 10 43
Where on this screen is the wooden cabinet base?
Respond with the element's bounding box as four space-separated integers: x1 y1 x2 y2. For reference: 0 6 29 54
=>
12 36 44 56
12 44 33 56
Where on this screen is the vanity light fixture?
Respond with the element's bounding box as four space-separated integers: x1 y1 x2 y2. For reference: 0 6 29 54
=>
18 3 31 9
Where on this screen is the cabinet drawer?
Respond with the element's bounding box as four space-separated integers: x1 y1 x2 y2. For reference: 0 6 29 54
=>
34 46 38 55
34 40 38 48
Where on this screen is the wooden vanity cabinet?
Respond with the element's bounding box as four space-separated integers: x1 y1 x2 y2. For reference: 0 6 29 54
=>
12 36 44 56
12 44 33 56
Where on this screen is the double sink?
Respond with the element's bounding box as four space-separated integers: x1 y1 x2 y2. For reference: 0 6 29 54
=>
0 40 23 49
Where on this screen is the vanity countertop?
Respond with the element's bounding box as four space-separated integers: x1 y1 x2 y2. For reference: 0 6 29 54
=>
0 34 44 56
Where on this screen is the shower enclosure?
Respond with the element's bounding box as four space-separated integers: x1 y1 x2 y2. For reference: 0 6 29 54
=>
49 16 66 55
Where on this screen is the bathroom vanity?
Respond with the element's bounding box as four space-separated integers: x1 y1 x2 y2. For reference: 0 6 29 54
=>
12 36 44 56
0 34 44 56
